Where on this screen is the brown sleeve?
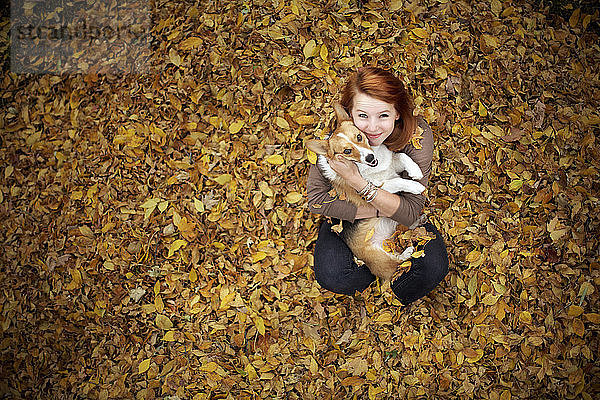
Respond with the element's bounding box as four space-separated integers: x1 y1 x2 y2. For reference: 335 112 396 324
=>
306 163 358 222
389 119 433 226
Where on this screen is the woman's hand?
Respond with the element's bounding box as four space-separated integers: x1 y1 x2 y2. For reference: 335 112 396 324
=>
329 156 365 189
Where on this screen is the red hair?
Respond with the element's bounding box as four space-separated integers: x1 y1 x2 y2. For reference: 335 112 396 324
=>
340 67 416 151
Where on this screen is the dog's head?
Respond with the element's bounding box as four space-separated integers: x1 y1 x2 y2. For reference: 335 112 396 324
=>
306 103 378 167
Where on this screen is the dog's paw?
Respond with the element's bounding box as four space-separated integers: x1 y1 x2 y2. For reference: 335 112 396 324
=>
383 178 425 194
408 181 426 194
407 165 423 180
396 153 423 180
393 246 414 262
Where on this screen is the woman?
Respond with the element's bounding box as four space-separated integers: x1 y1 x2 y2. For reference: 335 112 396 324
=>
306 67 449 305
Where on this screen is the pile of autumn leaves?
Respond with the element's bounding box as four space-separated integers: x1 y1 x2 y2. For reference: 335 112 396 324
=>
0 0 599 399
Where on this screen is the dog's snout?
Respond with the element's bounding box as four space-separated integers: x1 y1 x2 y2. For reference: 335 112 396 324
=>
365 154 378 167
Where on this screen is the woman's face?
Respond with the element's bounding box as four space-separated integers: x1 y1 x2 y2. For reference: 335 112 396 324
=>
350 92 399 146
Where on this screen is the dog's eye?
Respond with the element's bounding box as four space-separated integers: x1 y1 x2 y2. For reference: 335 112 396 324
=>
357 134 363 142
343 149 352 154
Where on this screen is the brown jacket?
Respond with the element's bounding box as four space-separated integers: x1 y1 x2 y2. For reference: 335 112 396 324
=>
306 119 433 227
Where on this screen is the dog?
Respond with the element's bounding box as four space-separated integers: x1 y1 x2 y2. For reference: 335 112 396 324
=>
306 103 426 281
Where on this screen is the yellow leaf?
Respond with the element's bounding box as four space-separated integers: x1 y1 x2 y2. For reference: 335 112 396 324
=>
435 66 447 80
214 174 233 185
482 293 500 306
193 198 205 213
465 250 481 263
219 290 236 310
140 198 160 209
259 181 274 197
478 100 487 116
291 2 299 15
584 313 600 323
199 362 219 373
341 376 365 386
567 305 584 317
303 39 317 58
209 116 221 129
578 281 595 297
486 125 504 136
275 116 290 130
582 14 591 30
168 239 187 257
245 363 258 380
509 179 523 191
375 311 393 324
229 121 245 134
411 250 425 258
168 48 181 66
254 315 266 335
65 268 82 290
266 154 284 165
279 55 294 67
463 184 479 193
179 37 203 50
189 268 198 283
26 131 41 146
4 165 13 179
79 225 94 237
320 44 329 61
569 8 581 28
390 0 403 11
519 311 532 324
155 294 164 313
251 251 267 263
155 314 173 330
158 200 169 212
285 191 303 204
411 28 429 39
294 115 315 125
162 330 175 341
467 276 478 296
500 390 511 400
309 356 318 375
138 359 151 374
550 227 568 242
307 149 317 164
466 348 484 363
491 0 502 15
482 34 499 49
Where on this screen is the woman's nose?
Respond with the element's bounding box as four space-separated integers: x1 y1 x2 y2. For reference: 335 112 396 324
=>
368 120 378 132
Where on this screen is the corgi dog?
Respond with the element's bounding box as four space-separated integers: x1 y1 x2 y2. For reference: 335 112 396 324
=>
306 103 426 281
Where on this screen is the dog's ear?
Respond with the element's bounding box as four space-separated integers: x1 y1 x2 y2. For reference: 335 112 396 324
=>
333 103 352 122
306 139 328 155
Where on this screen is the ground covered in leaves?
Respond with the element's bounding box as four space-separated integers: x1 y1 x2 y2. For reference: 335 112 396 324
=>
1 0 599 399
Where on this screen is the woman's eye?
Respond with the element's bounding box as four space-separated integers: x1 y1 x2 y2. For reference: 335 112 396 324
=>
343 149 352 154
358 113 367 118
357 134 362 141
380 114 389 118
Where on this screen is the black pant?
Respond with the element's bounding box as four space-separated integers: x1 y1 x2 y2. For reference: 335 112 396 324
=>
313 219 449 305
